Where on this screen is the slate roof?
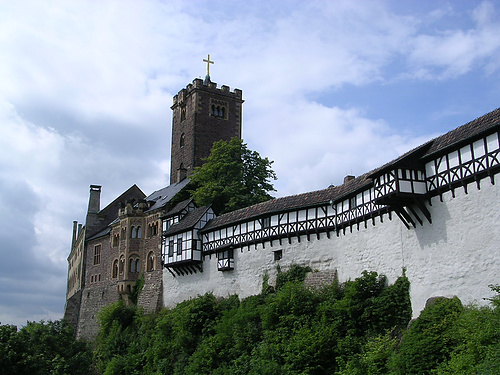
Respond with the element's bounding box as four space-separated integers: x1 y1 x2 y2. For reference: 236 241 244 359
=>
202 174 371 231
163 199 193 218
87 227 111 241
202 107 500 232
145 179 190 212
87 184 146 238
163 206 212 236
423 107 500 158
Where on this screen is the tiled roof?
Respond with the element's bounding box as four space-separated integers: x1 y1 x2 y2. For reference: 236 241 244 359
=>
163 199 193 218
163 206 212 236
202 174 372 231
423 107 500 158
87 227 111 241
145 179 190 212
202 107 500 231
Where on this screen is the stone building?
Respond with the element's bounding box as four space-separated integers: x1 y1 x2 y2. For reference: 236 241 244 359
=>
65 68 500 341
64 70 243 340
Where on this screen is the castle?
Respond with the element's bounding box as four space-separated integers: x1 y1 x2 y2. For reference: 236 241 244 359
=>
64 69 500 341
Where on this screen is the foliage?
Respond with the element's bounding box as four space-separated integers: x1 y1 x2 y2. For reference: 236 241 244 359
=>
274 264 312 291
391 296 463 375
0 320 92 375
20 272 492 375
189 138 277 214
93 269 412 374
5 275 499 374
129 274 145 306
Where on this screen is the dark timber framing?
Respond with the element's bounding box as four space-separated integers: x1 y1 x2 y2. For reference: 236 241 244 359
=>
199 108 500 257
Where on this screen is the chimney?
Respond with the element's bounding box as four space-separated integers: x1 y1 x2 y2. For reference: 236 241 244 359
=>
88 185 101 214
71 221 78 250
344 175 355 184
85 185 102 238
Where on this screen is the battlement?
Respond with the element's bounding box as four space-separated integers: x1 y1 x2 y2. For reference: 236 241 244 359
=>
172 78 243 107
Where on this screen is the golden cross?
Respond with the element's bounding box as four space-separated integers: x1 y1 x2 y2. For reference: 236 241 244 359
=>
203 54 214 76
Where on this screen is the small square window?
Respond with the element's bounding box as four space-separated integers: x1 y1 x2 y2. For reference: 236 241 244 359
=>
274 250 283 261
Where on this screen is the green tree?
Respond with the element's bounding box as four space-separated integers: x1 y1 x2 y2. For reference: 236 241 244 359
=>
391 296 463 375
189 138 277 214
0 320 92 375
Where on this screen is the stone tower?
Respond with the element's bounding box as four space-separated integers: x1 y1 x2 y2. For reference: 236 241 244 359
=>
170 63 243 184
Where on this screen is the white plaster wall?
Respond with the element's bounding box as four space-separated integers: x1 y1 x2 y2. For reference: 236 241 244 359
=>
163 181 500 317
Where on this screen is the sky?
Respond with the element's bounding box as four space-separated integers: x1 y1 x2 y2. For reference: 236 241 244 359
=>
0 0 499 328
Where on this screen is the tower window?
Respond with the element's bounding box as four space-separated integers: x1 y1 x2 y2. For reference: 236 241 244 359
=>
180 133 185 148
210 103 227 119
180 106 186 121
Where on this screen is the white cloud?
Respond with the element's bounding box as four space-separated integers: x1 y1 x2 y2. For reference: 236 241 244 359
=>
406 1 500 79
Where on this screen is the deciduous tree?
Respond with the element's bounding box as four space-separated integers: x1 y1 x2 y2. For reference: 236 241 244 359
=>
189 138 277 214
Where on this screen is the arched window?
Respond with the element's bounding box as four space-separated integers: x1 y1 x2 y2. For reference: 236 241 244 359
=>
135 259 140 273
129 258 135 273
119 256 125 274
136 226 141 239
129 257 140 273
147 251 154 272
180 133 185 148
221 107 225 118
112 259 118 278
130 226 135 238
211 104 216 116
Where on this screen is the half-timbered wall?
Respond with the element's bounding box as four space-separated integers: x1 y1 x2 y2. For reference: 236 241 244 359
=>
426 131 500 194
163 128 500 317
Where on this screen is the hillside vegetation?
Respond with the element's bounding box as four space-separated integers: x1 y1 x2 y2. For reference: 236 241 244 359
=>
1 268 499 374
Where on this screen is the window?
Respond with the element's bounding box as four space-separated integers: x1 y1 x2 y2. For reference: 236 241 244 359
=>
129 258 140 273
180 133 185 148
210 104 227 118
93 245 101 265
180 105 186 121
274 250 283 261
176 238 183 255
112 260 118 278
119 255 125 274
131 226 142 239
217 248 234 271
168 240 174 257
148 222 159 237
261 217 271 229
147 251 155 272
349 196 357 210
113 233 119 247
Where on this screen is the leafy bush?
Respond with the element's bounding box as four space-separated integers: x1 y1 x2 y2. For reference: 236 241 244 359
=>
0 320 92 375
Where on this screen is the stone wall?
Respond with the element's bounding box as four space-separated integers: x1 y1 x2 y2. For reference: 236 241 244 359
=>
137 270 163 313
162 181 500 317
76 282 119 341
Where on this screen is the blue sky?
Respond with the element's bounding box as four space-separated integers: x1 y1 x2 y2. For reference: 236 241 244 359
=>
0 0 499 327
